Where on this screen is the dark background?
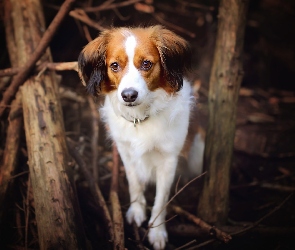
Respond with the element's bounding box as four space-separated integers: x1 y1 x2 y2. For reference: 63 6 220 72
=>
0 0 295 249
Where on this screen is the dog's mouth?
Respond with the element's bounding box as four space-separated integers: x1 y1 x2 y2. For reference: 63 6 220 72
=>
124 103 139 107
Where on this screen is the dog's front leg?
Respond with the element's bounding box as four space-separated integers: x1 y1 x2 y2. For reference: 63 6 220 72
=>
117 143 147 227
148 155 178 250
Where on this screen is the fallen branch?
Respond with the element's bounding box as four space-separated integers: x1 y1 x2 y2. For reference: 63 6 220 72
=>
87 96 100 182
231 181 295 192
0 61 78 77
83 0 143 13
66 138 115 246
0 0 75 117
110 144 125 249
131 222 146 250
187 192 294 249
171 205 232 243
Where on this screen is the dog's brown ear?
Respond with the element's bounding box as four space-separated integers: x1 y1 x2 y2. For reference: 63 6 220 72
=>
152 25 191 92
78 32 110 96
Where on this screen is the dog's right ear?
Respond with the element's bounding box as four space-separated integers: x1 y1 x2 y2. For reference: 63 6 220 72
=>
78 32 109 96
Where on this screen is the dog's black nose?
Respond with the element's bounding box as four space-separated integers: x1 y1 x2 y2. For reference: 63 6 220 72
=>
121 88 138 102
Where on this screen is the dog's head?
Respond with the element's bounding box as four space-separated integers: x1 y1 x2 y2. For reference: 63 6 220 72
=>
78 26 190 106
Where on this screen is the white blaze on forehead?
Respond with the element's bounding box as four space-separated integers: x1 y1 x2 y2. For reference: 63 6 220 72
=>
124 35 137 65
117 33 149 105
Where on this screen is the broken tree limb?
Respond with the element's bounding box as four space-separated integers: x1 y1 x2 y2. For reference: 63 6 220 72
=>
67 138 115 247
110 144 125 250
0 62 78 77
87 96 100 182
171 205 232 243
82 0 142 13
0 0 75 118
197 0 249 225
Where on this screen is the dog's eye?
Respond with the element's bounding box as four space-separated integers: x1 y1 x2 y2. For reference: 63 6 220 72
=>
141 60 152 71
110 62 120 72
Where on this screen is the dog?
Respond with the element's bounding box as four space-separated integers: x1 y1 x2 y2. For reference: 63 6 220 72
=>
78 25 197 249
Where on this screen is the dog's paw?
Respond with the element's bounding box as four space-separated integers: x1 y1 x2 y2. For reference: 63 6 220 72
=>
126 202 146 226
148 225 167 250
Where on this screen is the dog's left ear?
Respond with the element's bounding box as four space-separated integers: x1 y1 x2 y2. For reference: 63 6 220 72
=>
78 32 110 96
152 25 191 92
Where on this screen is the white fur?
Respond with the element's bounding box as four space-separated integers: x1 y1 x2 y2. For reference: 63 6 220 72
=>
188 133 205 175
117 35 150 106
100 34 192 250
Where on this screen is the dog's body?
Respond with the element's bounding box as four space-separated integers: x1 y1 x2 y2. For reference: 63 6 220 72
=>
78 26 195 249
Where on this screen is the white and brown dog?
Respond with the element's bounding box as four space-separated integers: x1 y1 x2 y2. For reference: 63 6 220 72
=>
78 26 200 249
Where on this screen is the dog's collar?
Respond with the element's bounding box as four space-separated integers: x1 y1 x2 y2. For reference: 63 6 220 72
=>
121 115 149 127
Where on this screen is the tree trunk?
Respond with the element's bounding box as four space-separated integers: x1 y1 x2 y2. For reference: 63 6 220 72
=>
0 0 23 214
4 0 87 249
197 0 249 225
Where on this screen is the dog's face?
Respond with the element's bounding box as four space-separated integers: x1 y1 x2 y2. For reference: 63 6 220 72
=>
78 26 190 106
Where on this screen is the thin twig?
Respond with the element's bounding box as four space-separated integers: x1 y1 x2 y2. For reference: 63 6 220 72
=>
175 175 181 194
152 12 196 38
175 239 197 250
83 0 142 13
25 176 31 250
150 214 178 228
142 172 207 241
231 192 294 236
69 9 105 31
176 0 215 11
187 193 294 249
131 222 146 250
0 0 75 117
82 25 93 42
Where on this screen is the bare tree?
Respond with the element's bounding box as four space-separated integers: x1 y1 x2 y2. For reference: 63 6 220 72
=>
2 0 87 248
197 0 249 225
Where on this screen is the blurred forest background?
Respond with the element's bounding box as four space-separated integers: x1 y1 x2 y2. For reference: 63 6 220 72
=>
0 0 295 249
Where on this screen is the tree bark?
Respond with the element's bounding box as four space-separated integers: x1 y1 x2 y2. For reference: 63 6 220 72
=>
0 0 23 216
197 0 249 225
3 0 87 249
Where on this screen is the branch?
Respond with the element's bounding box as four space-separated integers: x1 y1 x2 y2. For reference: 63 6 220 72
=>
152 12 196 38
66 139 115 245
110 144 125 249
83 0 143 13
0 0 75 117
231 192 294 236
87 96 100 182
69 9 105 31
0 62 78 77
187 193 294 249
171 205 232 243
